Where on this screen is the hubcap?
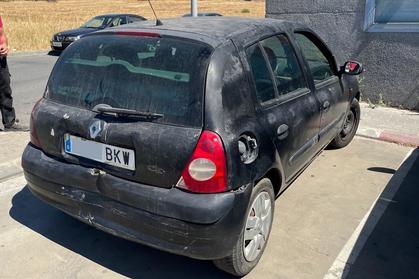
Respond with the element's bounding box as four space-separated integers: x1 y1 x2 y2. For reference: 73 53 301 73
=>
342 110 355 136
243 191 272 262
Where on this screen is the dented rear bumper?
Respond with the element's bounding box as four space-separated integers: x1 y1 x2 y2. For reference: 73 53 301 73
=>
22 144 252 260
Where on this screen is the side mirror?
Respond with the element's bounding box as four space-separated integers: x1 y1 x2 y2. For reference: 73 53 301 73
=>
341 61 364 76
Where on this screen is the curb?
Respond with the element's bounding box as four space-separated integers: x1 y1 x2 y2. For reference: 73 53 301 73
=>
356 127 419 148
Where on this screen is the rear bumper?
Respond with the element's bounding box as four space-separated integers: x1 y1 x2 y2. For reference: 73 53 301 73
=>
22 144 252 260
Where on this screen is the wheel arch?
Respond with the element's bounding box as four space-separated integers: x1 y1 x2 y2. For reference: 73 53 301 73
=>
256 167 283 197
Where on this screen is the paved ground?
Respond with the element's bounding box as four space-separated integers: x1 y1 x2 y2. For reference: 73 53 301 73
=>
0 136 415 279
341 148 419 279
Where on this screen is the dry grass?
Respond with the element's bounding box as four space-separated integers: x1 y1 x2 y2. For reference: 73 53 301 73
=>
0 0 265 52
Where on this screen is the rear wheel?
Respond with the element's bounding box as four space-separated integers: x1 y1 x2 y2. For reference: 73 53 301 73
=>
329 98 360 149
213 178 274 277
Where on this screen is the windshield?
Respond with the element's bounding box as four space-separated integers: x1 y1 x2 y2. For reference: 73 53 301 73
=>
46 34 213 127
80 16 112 28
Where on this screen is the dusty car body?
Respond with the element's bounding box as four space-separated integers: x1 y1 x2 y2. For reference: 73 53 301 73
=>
23 17 362 276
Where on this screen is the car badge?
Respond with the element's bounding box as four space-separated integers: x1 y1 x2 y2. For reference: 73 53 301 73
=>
89 120 104 139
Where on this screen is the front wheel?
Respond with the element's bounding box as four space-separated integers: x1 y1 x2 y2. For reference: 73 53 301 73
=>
213 178 275 277
329 98 361 149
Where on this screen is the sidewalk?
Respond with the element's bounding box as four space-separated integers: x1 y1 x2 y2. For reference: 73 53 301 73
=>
357 103 419 147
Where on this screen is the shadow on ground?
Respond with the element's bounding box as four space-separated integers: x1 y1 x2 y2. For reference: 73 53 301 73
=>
343 148 419 279
47 51 61 56
9 187 235 279
367 167 396 174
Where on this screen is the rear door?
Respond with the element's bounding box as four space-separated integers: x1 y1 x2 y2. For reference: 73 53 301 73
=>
36 33 213 189
245 34 321 180
294 32 347 147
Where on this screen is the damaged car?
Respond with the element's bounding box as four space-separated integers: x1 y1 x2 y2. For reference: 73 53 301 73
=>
22 17 363 276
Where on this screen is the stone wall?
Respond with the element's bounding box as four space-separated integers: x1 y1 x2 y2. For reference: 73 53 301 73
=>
266 0 419 110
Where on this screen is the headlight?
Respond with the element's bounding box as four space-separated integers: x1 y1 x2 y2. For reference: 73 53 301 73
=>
67 35 81 41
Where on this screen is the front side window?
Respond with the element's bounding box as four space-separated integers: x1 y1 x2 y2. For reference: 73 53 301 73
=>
295 33 335 84
47 35 213 127
365 0 419 32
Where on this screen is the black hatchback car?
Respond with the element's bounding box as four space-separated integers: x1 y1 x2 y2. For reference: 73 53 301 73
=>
23 17 363 276
50 13 146 51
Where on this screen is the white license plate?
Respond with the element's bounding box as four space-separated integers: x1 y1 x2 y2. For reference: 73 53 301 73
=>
52 41 62 47
64 134 136 171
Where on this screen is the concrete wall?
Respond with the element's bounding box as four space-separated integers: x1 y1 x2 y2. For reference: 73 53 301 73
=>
266 0 419 110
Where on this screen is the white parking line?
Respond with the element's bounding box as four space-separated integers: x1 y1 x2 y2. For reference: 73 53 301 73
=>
0 158 23 182
0 158 21 169
0 175 27 196
323 148 416 279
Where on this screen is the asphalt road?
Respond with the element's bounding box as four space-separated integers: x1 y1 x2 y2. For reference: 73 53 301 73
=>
7 52 58 127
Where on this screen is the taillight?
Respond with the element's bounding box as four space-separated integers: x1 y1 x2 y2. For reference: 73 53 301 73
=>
30 99 42 149
176 130 227 193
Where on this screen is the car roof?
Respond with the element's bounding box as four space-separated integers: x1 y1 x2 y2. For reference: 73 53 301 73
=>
109 17 303 48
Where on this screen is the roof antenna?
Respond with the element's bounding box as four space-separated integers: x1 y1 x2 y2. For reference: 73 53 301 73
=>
147 0 163 26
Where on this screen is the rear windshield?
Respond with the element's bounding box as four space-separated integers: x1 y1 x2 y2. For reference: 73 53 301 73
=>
47 34 213 127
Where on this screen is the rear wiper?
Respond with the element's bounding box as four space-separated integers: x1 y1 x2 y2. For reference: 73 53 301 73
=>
93 104 164 119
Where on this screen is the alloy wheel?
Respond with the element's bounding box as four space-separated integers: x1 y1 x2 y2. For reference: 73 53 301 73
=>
243 191 272 262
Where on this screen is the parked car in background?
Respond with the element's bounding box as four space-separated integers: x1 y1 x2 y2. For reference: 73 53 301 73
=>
182 12 222 17
50 13 146 52
24 17 363 276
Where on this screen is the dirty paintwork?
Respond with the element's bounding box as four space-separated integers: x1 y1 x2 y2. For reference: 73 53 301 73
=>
22 17 361 265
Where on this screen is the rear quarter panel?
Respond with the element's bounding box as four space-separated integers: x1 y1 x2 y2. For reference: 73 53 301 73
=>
205 40 285 192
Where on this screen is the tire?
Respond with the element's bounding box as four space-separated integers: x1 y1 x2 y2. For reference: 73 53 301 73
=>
213 178 275 277
329 98 361 149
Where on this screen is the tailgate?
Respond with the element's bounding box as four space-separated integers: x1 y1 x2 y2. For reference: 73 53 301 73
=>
34 99 201 188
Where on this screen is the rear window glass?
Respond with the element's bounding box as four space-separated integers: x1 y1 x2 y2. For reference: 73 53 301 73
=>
47 35 213 127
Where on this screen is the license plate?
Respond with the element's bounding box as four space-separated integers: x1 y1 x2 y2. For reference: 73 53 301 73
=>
64 134 136 171
52 41 62 47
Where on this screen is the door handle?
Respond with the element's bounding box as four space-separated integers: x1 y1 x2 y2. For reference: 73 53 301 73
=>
322 101 330 111
277 124 289 140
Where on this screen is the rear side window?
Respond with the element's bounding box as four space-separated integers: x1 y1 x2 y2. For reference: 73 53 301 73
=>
294 33 335 83
47 35 213 127
246 44 276 103
110 16 127 26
